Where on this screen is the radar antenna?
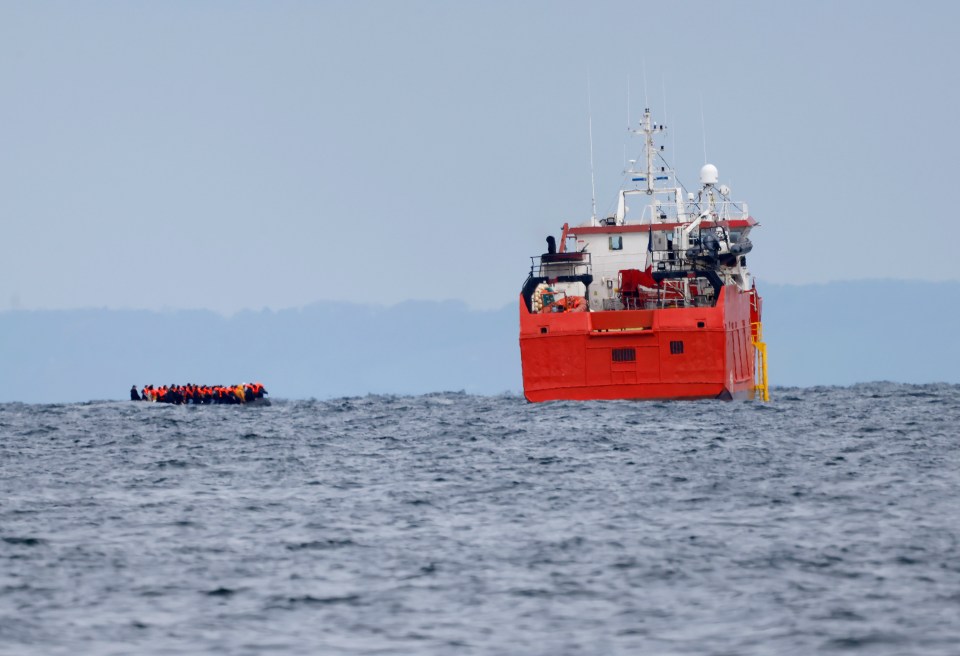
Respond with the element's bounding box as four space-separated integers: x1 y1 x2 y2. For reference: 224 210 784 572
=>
588 77 598 224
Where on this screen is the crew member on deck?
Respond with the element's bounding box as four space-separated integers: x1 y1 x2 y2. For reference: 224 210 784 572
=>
130 385 141 401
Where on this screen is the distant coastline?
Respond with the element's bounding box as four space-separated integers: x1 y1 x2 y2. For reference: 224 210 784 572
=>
1 280 957 403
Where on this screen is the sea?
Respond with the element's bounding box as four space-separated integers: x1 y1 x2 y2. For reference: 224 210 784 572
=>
1 383 958 655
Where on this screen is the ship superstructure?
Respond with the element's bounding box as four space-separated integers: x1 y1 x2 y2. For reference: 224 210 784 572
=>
519 109 768 402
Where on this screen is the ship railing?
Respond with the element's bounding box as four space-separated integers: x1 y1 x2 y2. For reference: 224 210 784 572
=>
608 293 715 311
529 251 592 278
616 262 720 310
650 249 686 272
636 200 749 225
604 296 658 311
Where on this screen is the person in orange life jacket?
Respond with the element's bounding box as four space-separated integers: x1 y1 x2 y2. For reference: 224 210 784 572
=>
136 382 267 404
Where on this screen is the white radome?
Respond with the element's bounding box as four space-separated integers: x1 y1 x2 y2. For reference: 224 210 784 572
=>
700 163 718 186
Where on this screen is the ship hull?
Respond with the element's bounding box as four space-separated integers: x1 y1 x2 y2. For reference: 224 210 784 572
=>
519 286 758 402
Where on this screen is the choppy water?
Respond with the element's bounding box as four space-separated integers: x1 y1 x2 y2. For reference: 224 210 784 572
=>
1 384 959 655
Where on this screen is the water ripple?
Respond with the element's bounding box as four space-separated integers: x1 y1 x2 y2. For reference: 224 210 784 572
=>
1 384 959 655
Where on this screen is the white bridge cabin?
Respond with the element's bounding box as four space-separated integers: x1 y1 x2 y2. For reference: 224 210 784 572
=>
528 108 757 314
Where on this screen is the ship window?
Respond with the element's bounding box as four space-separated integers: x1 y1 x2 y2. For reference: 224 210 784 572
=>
670 340 684 355
612 348 636 362
609 235 623 251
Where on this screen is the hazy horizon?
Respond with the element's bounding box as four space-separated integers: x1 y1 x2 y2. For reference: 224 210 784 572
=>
3 279 958 404
0 275 942 317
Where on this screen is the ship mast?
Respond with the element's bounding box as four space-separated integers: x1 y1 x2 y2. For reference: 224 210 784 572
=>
642 108 656 196
615 108 672 224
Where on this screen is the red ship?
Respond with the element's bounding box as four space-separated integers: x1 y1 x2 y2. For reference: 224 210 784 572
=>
519 109 769 402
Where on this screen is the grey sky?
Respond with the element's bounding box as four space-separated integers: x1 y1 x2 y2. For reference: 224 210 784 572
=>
2 1 957 314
